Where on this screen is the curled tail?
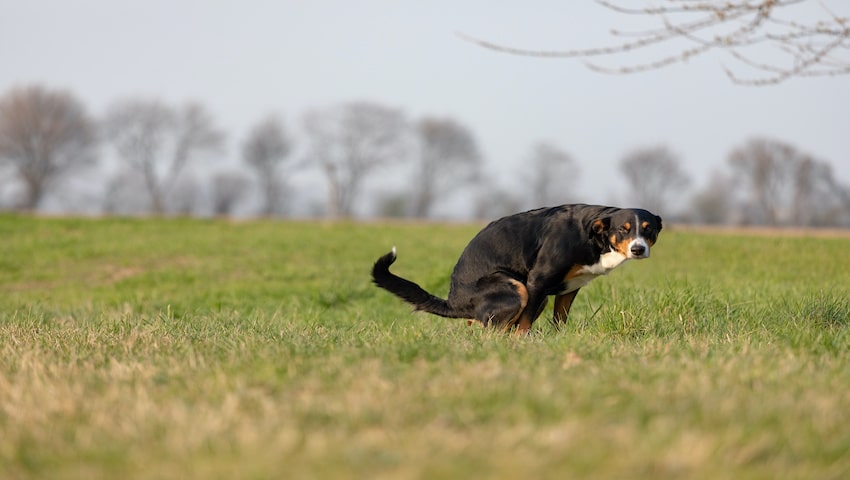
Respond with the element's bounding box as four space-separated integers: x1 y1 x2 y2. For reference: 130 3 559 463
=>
371 248 460 318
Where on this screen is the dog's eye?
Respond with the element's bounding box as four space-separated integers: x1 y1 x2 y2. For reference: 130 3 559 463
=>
619 226 629 234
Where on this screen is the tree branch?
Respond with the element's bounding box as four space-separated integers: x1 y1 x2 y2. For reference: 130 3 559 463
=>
457 0 850 85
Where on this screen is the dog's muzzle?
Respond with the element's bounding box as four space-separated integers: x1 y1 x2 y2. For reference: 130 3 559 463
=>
628 238 650 259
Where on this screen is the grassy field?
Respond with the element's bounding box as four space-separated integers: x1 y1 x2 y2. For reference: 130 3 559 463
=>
1 214 849 479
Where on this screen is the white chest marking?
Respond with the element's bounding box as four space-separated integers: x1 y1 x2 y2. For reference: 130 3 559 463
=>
583 250 629 274
559 251 628 294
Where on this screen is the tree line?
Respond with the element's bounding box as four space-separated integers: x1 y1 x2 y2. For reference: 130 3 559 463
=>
1 84 848 226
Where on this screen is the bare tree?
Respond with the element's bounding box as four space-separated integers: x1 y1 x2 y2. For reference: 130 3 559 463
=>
241 115 292 216
0 85 97 210
688 171 737 224
375 191 410 218
620 145 690 214
521 141 577 208
103 99 223 214
460 1 850 85
302 102 408 218
211 171 251 217
728 137 847 225
729 138 794 224
170 176 202 216
411 117 481 217
102 172 147 215
474 184 523 220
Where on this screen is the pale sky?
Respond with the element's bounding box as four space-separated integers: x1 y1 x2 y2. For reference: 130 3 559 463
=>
2 1 848 218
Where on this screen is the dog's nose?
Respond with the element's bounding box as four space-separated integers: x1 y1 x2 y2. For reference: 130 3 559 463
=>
630 244 646 257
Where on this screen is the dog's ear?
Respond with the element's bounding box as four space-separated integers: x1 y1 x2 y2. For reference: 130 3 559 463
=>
590 217 610 235
655 215 663 231
589 217 611 249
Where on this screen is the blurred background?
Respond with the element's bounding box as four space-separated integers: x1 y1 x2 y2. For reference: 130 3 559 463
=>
1 0 848 225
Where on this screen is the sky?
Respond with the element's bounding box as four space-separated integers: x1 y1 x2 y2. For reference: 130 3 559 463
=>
1 0 848 218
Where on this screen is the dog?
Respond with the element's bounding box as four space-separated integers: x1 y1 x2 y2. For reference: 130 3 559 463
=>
371 204 662 334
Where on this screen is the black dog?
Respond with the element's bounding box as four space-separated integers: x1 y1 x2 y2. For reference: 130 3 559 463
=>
371 204 662 334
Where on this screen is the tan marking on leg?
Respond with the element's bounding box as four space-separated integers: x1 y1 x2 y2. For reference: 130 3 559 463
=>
514 314 533 336
510 278 529 309
502 278 529 334
553 289 580 324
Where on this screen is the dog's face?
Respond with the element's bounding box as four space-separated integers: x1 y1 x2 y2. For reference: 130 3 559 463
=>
591 208 662 259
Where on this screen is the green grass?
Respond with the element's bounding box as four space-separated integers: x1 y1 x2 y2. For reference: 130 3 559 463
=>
1 214 849 479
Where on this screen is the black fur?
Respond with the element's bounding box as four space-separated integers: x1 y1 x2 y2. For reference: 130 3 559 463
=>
371 204 662 333
371 249 456 317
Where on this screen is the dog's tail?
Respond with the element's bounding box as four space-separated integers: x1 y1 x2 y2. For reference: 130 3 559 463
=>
371 247 460 318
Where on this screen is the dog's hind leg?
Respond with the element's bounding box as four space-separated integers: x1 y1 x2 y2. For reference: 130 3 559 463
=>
472 275 528 330
510 296 550 335
475 277 554 335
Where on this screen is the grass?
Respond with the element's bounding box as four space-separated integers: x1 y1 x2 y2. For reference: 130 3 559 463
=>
1 214 849 479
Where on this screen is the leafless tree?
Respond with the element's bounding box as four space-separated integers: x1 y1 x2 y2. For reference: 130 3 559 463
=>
211 171 251 217
521 141 577 208
170 176 202 216
103 99 223 214
411 117 481 217
241 115 293 216
729 138 794 224
728 137 847 225
0 85 97 210
459 1 850 85
688 171 737 224
302 102 409 218
375 191 410 218
102 172 147 215
474 185 523 220
620 145 690 214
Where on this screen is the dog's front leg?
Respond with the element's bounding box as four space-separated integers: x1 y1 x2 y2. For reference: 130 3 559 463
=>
552 289 580 325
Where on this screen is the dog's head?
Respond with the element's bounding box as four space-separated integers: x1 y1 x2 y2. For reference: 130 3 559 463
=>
590 208 662 259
